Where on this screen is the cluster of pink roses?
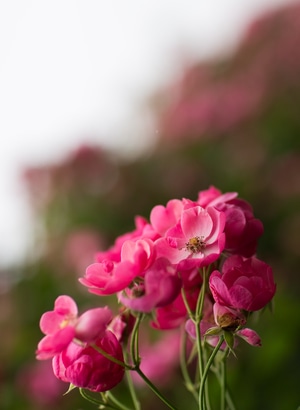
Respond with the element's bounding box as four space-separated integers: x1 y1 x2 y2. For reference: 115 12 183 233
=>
36 186 276 395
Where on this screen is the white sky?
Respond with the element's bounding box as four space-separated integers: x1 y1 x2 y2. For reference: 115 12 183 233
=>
0 0 290 268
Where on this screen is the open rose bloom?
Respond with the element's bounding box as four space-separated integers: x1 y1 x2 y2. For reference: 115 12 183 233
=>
36 186 276 407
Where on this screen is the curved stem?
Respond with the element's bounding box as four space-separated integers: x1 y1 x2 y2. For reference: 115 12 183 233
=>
203 346 212 410
194 268 207 388
91 343 133 370
220 355 226 410
180 326 198 402
124 349 141 410
134 367 179 410
107 391 133 410
79 388 117 409
130 313 144 366
199 335 224 410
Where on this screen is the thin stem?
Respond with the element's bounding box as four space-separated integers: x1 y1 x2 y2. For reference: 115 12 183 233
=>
91 344 133 370
181 287 194 319
194 268 207 384
210 352 236 410
79 388 117 409
124 349 141 410
220 356 226 410
134 367 179 410
195 268 207 324
107 391 133 410
199 335 224 410
180 326 198 402
130 313 144 366
225 390 237 410
203 346 212 410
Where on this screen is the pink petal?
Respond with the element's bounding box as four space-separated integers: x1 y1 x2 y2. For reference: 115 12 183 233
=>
54 295 78 317
39 311 63 335
205 207 226 244
36 326 75 360
76 307 113 342
236 328 261 347
209 271 231 306
182 206 213 239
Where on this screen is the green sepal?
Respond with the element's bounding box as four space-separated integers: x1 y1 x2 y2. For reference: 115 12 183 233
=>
204 326 222 336
63 383 77 395
223 330 234 351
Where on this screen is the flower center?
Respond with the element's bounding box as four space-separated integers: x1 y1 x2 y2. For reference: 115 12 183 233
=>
185 236 206 254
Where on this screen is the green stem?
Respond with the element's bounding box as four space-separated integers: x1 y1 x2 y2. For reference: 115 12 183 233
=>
194 268 207 391
203 346 212 410
180 326 198 402
134 367 179 410
124 349 141 410
130 313 144 366
79 388 117 409
199 336 224 410
91 343 133 370
220 356 226 410
107 391 133 410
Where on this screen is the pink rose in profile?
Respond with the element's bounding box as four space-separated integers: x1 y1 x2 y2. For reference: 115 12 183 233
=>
52 331 124 392
198 186 263 257
80 238 156 296
118 258 182 313
79 259 139 296
36 296 112 359
209 255 276 312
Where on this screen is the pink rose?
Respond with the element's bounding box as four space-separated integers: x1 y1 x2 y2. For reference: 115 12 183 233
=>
36 295 112 359
198 186 263 257
155 204 225 269
52 331 124 392
209 255 276 311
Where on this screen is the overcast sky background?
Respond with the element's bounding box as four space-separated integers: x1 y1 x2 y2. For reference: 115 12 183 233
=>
0 0 291 268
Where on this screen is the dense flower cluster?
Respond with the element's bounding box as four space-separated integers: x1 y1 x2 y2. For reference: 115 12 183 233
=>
36 186 276 399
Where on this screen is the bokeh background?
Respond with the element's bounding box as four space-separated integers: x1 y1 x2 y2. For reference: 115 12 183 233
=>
0 1 299 409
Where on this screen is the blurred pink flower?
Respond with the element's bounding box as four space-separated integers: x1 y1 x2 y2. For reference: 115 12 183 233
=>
132 331 181 387
151 287 199 330
63 229 104 275
17 360 65 406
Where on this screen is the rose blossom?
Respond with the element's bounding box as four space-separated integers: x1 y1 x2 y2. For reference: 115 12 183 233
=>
52 330 124 392
209 255 276 312
198 186 264 257
155 204 225 269
36 295 112 359
79 238 156 296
